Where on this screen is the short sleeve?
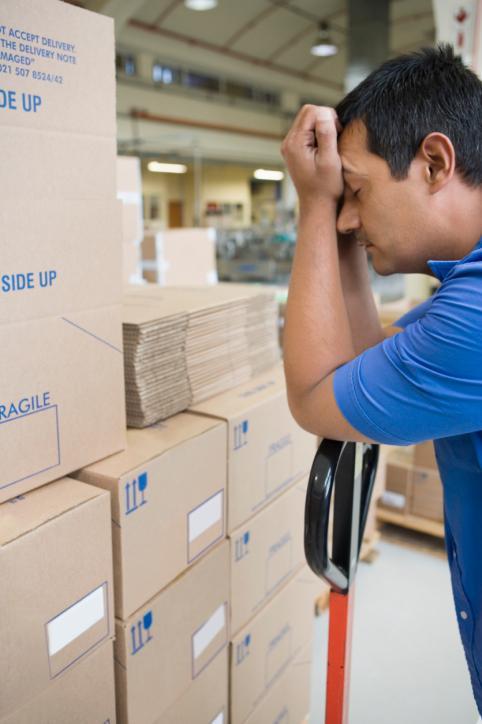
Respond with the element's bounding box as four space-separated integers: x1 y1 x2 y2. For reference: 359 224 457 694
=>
394 297 434 329
334 263 482 445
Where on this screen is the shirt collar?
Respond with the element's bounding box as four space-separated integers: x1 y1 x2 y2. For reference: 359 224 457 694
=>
428 236 482 282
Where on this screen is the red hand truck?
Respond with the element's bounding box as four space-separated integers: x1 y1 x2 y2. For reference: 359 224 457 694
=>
304 440 379 724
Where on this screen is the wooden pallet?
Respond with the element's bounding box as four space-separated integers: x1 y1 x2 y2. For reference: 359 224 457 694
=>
376 507 444 539
360 530 381 563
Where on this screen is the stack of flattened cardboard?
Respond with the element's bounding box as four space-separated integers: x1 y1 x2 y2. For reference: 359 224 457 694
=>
123 284 280 427
123 294 191 426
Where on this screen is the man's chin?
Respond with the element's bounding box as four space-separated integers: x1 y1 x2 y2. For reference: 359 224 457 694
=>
370 250 394 276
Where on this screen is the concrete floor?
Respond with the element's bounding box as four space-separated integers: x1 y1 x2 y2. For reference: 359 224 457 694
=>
310 530 478 724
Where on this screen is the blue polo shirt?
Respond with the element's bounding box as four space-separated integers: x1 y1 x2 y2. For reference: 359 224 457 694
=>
334 236 482 713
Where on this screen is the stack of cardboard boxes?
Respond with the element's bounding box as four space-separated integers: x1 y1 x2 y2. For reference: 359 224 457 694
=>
190 364 328 723
379 442 443 523
2 3 326 722
0 0 125 501
75 363 324 723
75 413 230 723
117 156 144 284
1 1 125 721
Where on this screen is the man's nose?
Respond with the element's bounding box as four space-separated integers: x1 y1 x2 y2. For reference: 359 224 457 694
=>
336 201 361 236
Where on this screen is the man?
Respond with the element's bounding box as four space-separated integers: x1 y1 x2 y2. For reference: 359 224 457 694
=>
281 45 482 715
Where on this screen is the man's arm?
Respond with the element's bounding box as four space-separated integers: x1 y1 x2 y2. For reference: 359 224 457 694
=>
281 106 395 442
337 234 396 353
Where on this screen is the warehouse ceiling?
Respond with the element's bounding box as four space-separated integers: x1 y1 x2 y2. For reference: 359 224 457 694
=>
64 0 435 163
70 0 434 94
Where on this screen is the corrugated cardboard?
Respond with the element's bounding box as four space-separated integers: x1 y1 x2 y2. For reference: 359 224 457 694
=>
0 0 125 502
74 412 227 619
117 161 142 245
0 1 115 136
0 200 125 503
411 468 444 522
141 228 218 286
191 364 316 531
414 440 438 471
157 648 228 724
244 642 312 724
230 476 308 635
230 565 326 724
1 640 116 724
0 0 116 198
378 449 414 515
115 540 230 724
0 478 114 719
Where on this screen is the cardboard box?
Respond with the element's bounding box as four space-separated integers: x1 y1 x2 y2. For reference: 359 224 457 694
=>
378 449 414 515
0 0 116 198
230 476 308 635
1 640 116 724
0 0 125 502
230 565 325 724
142 228 218 286
117 156 143 247
158 648 228 724
410 468 444 522
115 540 230 724
0 478 114 719
414 440 437 470
244 643 312 724
0 199 126 503
123 240 142 284
0 128 116 199
190 365 317 531
75 413 227 619
0 1 116 137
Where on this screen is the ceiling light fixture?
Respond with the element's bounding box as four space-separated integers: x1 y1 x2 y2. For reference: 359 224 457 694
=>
254 169 284 181
184 0 218 10
147 162 187 174
310 21 338 57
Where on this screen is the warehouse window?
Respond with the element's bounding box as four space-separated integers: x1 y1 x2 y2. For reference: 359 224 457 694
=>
183 71 220 92
152 63 179 85
116 52 136 77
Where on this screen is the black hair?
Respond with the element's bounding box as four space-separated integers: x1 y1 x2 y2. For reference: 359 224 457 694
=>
336 44 482 186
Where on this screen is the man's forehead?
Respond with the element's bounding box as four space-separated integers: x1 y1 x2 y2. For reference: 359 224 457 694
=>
338 119 369 172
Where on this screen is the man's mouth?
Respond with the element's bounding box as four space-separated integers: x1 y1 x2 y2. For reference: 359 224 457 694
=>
356 238 374 249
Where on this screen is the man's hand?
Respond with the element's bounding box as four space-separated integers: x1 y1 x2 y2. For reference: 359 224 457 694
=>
281 105 343 209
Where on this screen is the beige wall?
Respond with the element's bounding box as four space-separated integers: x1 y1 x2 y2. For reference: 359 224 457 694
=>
141 162 257 229
141 160 187 228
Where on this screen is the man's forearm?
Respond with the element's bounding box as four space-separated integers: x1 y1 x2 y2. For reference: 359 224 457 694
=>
338 236 385 354
283 204 355 400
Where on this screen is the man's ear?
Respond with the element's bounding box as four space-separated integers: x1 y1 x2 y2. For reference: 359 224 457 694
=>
418 132 456 192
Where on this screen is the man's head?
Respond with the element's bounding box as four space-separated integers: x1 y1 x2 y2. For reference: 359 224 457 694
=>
335 45 482 275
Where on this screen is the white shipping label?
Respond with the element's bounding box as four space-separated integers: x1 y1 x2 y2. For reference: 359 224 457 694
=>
381 491 406 510
47 585 105 656
193 604 225 660
189 492 223 543
211 713 224 724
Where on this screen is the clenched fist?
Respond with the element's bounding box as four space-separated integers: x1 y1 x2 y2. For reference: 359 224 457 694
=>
281 105 343 208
